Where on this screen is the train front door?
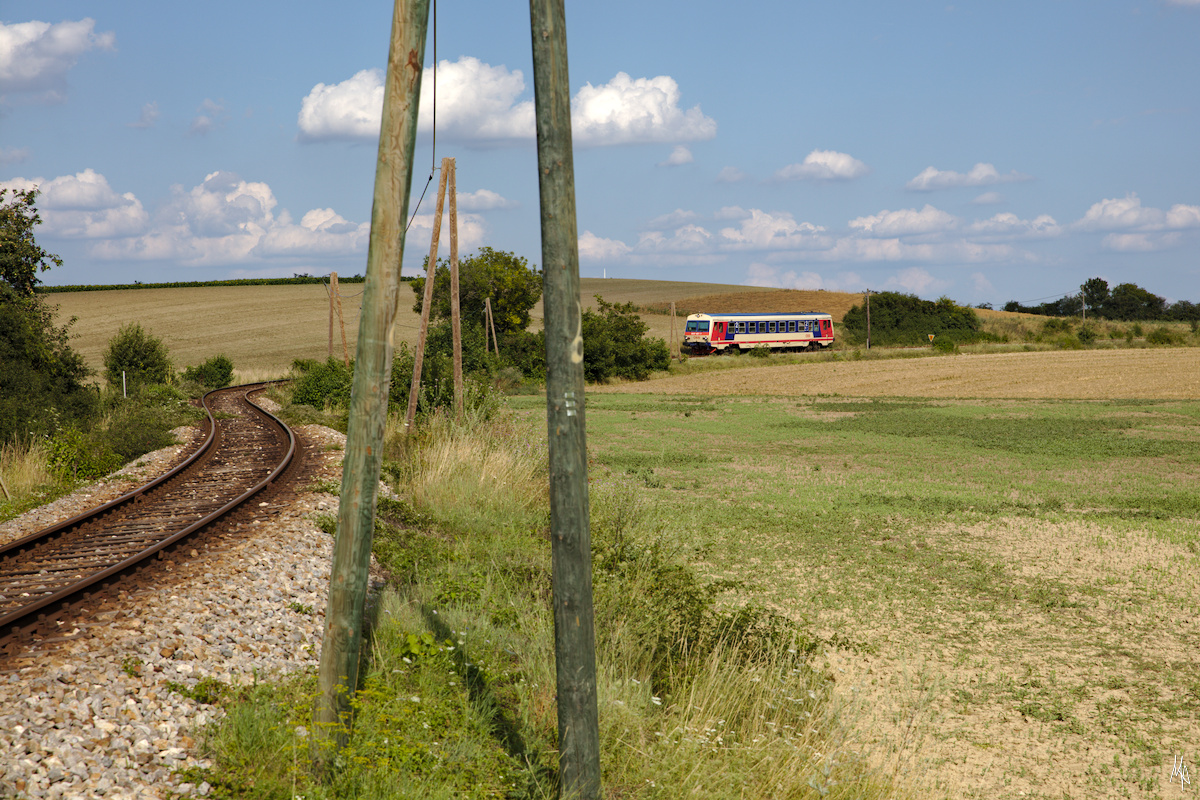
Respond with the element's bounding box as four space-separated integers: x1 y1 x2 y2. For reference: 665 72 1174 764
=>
714 321 728 342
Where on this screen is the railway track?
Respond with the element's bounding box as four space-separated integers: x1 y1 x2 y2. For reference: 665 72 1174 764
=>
0 383 296 659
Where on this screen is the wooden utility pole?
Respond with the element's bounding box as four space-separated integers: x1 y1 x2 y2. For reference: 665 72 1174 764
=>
865 289 871 350
406 158 451 429
485 297 500 356
315 0 429 756
669 301 677 359
449 159 463 415
331 272 350 367
328 273 336 360
530 1 601 797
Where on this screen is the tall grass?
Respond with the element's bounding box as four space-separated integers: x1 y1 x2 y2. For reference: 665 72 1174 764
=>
196 406 905 798
0 437 52 507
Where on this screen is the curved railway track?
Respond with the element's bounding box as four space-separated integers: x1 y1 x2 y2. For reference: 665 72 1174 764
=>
0 383 296 659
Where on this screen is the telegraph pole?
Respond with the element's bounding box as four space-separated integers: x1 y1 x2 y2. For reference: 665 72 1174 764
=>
407 159 451 429
316 0 429 757
530 0 601 796
865 289 872 350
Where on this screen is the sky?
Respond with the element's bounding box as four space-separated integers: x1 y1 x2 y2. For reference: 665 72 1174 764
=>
2 0 1199 307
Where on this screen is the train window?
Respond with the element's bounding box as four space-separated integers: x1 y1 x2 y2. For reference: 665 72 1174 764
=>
787 321 796 332
768 321 776 333
735 321 745 334
684 320 710 332
802 321 811 332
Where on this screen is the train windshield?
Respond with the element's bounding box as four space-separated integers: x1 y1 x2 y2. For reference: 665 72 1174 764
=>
685 320 710 332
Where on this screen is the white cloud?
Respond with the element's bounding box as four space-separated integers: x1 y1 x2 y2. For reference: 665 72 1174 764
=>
775 150 869 181
971 272 995 295
0 146 30 165
966 212 1061 240
716 166 747 183
190 99 227 136
744 263 864 292
906 162 1031 191
572 72 716 146
885 267 946 295
635 224 714 254
718 209 830 250
297 59 715 148
403 209 488 258
456 189 515 211
578 231 632 262
128 101 159 129
0 19 115 103
1 169 147 238
298 69 387 142
644 209 697 230
971 191 1003 205
849 205 958 237
1074 194 1200 251
660 145 693 167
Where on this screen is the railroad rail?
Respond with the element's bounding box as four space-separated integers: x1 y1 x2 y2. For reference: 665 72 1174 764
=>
0 383 296 658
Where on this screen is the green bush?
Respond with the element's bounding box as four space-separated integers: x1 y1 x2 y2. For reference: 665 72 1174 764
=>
182 354 234 389
932 336 959 354
748 344 771 358
48 427 121 481
843 292 982 346
291 357 354 408
1146 326 1183 346
1077 326 1098 345
104 323 171 391
580 296 670 382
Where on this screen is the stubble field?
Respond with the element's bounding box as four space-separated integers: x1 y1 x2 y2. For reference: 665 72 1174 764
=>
48 281 1200 797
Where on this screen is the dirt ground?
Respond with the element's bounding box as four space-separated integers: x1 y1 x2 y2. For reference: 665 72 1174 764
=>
594 347 1200 401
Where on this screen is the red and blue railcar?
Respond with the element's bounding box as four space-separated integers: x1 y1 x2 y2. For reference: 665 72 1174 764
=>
682 311 834 355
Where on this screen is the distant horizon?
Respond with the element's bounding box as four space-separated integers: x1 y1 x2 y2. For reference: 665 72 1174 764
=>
4 1 1198 308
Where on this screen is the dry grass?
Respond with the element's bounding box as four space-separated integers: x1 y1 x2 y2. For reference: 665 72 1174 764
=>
0 438 51 502
595 347 1200 400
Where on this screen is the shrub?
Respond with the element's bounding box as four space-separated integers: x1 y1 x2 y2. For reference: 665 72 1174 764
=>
1146 326 1183 346
932 336 959 354
580 296 670 382
182 354 234 389
291 357 354 408
748 344 771 358
48 428 121 481
1077 326 1098 345
104 323 171 391
843 292 982 346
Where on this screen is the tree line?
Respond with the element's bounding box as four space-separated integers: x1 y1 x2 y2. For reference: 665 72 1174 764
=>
1003 278 1200 321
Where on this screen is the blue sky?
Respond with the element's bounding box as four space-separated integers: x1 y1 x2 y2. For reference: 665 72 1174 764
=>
2 0 1198 307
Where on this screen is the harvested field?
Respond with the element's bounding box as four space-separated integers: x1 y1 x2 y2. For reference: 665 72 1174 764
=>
593 348 1200 400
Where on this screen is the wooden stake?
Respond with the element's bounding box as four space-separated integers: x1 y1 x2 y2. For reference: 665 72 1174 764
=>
449 158 463 415
315 0 428 759
331 271 350 367
670 300 677 360
530 0 601 795
406 158 451 429
485 296 500 356
0 473 11 501
328 272 336 359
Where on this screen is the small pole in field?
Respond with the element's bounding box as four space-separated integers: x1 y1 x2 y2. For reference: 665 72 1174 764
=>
122 371 126 399
0 473 10 501
406 157 451 430
332 271 350 368
670 301 677 360
485 296 500 356
448 158 463 416
328 272 336 359
865 289 871 350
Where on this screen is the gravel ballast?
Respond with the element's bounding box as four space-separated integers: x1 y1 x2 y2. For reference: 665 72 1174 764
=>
0 423 352 800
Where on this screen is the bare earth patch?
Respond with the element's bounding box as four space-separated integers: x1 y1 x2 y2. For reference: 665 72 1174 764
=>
595 348 1200 400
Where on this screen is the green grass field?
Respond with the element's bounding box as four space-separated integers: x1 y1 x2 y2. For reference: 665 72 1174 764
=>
519 392 1200 798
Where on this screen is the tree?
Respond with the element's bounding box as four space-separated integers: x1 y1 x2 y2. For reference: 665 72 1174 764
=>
843 292 982 346
411 247 542 335
1 188 63 295
103 323 172 390
1106 283 1165 321
0 284 97 443
1081 277 1109 315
